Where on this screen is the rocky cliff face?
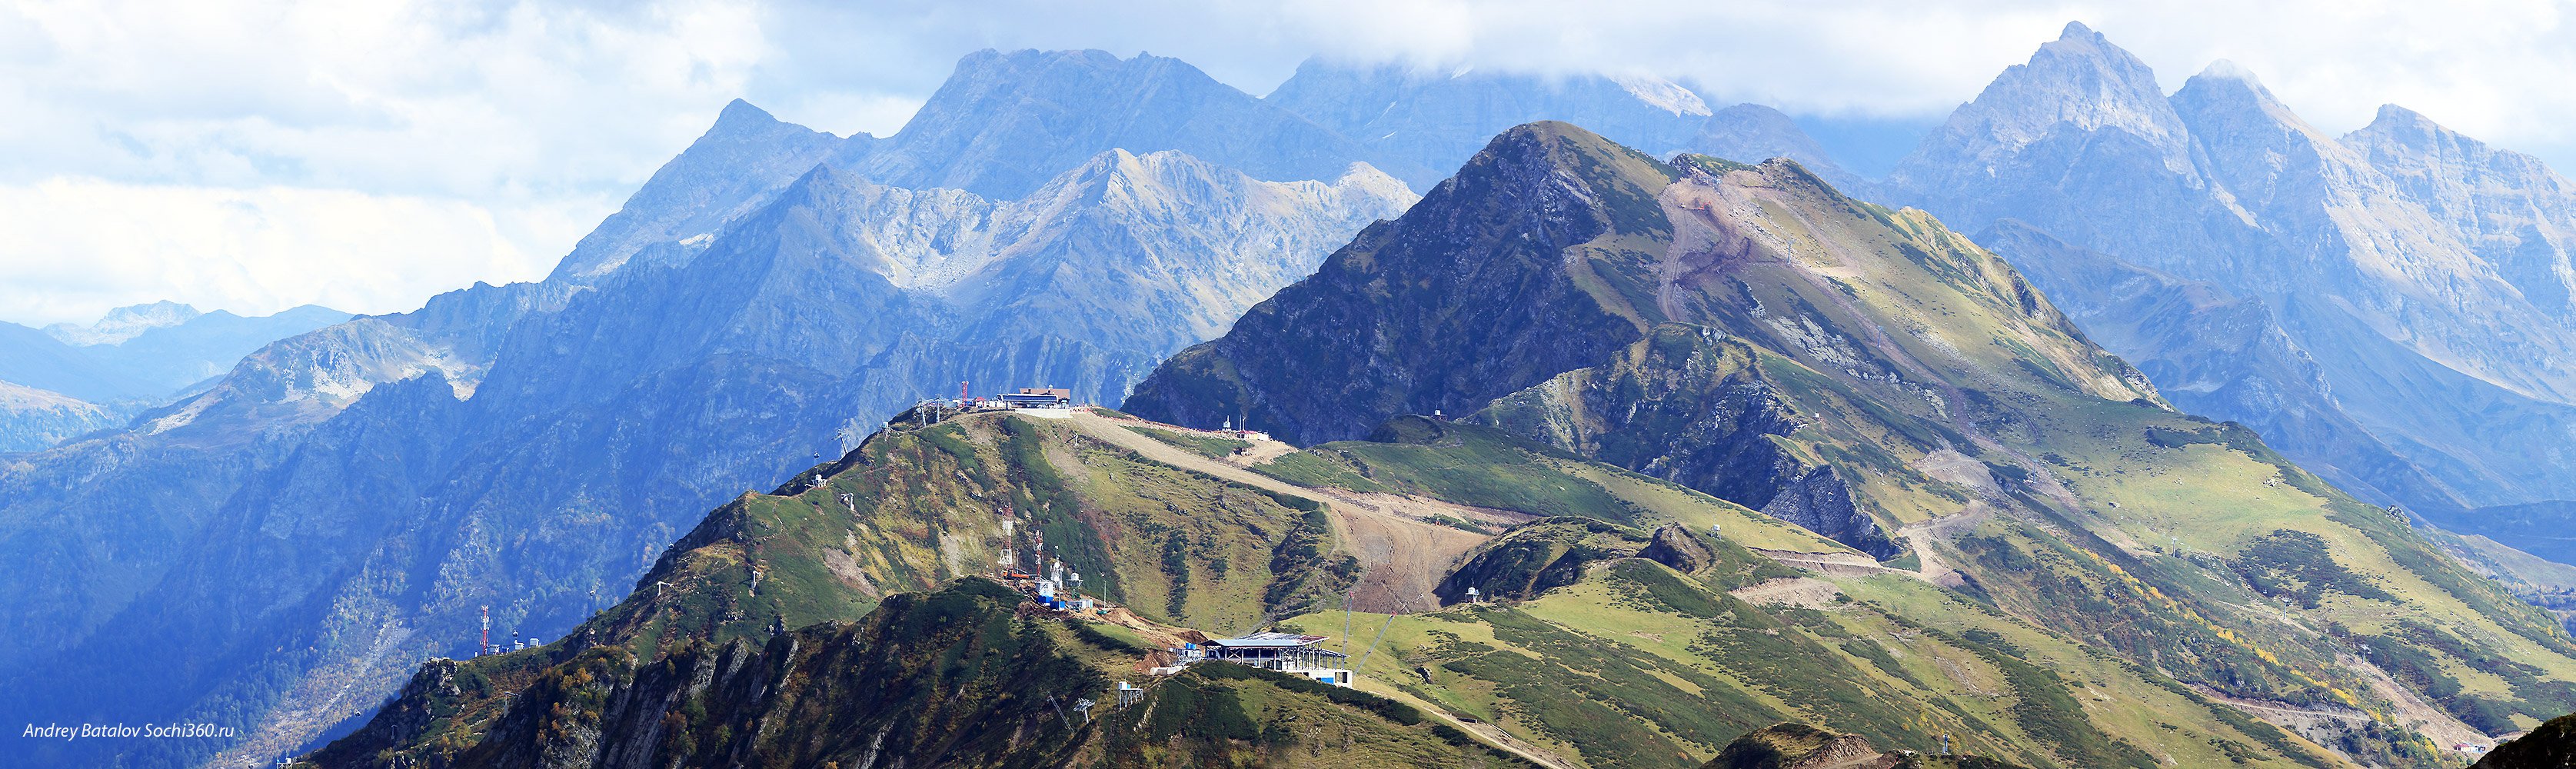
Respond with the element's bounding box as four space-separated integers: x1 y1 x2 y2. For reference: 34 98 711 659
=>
1885 22 2576 530
0 47 1424 767
2345 104 2576 319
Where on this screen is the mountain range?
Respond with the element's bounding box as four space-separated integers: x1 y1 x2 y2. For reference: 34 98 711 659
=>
11 26 2576 769
303 122 2576 769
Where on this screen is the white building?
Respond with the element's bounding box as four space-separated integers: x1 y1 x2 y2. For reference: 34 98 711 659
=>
1194 632 1353 687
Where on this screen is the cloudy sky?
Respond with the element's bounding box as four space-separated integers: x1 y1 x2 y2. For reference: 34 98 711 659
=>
5 0 2571 327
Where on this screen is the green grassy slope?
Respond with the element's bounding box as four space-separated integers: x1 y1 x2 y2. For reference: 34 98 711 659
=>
1284 557 2338 769
514 410 1349 660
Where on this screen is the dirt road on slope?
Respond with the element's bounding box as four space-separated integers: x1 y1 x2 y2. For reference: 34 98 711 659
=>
1067 412 1488 614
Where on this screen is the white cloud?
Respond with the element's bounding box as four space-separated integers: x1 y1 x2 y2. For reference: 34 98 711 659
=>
0 178 597 325
7 0 2575 327
0 0 770 325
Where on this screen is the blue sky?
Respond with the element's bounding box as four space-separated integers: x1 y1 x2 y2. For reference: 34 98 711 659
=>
5 0 2572 327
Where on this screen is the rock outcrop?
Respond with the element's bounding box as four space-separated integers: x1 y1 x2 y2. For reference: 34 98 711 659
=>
1637 524 1718 574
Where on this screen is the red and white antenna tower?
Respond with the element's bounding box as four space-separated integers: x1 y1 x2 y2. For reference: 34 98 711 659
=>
479 605 491 656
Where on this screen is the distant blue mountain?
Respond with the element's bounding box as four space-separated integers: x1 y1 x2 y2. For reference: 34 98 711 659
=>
5 301 351 403
0 302 350 452
0 321 138 402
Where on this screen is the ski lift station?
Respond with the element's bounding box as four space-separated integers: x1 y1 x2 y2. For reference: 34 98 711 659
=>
996 387 1072 408
1173 632 1353 687
904 383 1077 426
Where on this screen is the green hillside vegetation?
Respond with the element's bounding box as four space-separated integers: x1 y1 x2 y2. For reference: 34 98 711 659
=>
1285 557 2337 769
313 578 1521 769
514 411 1353 662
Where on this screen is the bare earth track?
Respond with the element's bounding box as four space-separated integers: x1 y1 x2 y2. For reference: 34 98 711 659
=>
1070 411 1491 613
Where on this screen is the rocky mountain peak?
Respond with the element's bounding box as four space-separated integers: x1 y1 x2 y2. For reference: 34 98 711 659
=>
2342 102 2538 175
44 301 204 346
866 48 1388 200
1890 21 2193 193
2341 102 2576 320
548 98 849 282
2358 102 2441 135
1045 148 1205 203
2172 58 2301 124
709 98 787 134
1607 73 1712 117
2168 57 2398 224
1983 20 2180 142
